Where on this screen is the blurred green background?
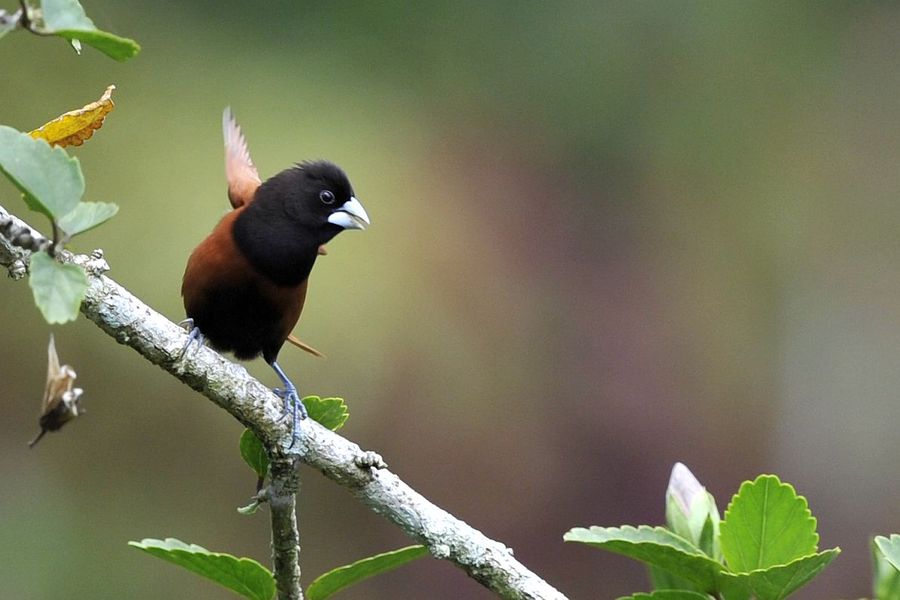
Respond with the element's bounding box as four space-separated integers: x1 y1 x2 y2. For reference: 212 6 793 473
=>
2 1 899 598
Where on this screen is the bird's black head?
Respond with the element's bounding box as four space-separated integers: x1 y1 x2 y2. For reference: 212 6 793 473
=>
233 160 370 285
269 161 357 228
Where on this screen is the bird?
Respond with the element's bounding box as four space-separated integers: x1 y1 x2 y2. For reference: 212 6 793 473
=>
181 108 369 441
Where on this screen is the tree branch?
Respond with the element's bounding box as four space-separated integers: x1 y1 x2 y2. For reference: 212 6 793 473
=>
0 202 568 600
268 457 303 600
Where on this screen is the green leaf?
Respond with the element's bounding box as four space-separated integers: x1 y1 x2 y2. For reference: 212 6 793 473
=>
239 400 348 477
303 396 349 431
0 125 83 221
876 535 900 572
874 535 900 599
57 201 118 237
236 499 261 516
36 0 140 61
716 576 752 600
306 545 428 600
564 526 724 591
649 565 703 593
719 475 819 572
128 538 274 600
617 592 712 600
239 429 269 479
0 9 20 39
28 252 87 324
718 549 840 600
697 515 718 561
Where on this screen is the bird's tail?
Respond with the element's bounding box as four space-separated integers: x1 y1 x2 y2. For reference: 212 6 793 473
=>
286 334 325 358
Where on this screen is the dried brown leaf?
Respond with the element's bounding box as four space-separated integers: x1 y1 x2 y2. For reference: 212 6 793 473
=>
29 334 84 447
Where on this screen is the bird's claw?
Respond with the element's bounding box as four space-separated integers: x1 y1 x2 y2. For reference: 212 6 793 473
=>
179 321 206 357
272 388 292 419
272 385 307 448
268 361 307 447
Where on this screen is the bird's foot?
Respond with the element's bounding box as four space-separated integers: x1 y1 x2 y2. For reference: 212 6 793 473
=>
179 319 205 356
273 385 307 448
269 361 307 448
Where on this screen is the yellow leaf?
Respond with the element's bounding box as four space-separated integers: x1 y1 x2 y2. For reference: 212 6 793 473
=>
29 85 116 148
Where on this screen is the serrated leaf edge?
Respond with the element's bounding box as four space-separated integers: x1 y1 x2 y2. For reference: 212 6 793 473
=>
722 547 841 577
28 253 88 324
0 125 85 220
57 201 119 237
720 474 819 571
306 545 428 600
565 525 711 558
303 395 349 431
128 538 273 599
719 548 840 600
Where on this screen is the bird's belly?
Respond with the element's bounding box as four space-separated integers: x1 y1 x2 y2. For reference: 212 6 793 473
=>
181 210 309 363
189 283 291 361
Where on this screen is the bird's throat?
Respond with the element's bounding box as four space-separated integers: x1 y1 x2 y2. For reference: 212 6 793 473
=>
231 207 322 286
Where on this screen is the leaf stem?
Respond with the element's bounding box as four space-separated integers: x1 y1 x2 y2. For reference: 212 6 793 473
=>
49 219 60 256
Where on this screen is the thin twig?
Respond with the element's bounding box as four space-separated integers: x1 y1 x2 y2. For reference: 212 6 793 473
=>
268 457 303 600
0 8 22 29
0 202 568 600
17 0 53 37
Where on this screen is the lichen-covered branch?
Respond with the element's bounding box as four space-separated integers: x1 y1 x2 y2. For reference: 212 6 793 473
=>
268 457 303 600
0 202 568 600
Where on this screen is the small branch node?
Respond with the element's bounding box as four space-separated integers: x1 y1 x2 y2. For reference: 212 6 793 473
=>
0 8 23 28
354 450 387 471
74 248 110 276
432 543 451 559
8 258 26 280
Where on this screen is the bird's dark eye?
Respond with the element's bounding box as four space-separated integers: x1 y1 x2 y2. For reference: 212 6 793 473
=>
319 190 335 205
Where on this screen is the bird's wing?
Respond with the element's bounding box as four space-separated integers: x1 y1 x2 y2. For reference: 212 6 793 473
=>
223 107 261 209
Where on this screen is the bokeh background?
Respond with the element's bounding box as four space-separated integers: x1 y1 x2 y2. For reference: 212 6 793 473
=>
1 1 899 598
